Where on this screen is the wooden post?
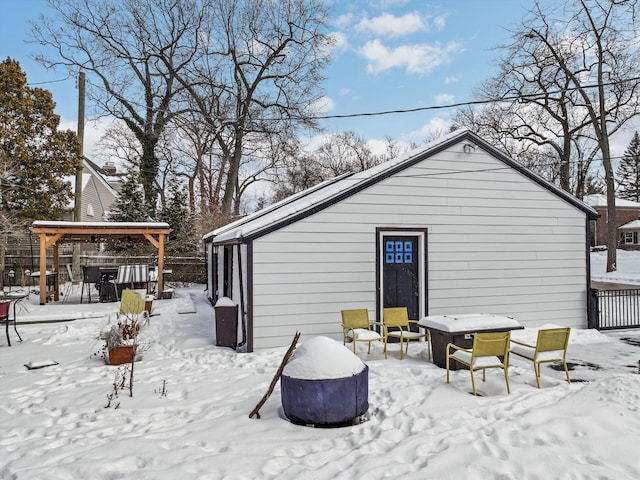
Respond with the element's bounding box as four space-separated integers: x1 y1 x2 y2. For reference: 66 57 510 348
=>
53 243 60 301
39 235 46 305
158 233 165 295
249 332 300 419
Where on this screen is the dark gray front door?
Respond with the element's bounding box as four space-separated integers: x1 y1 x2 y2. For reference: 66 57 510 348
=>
382 236 419 319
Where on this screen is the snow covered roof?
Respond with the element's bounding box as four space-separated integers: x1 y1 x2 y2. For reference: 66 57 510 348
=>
30 221 172 247
583 194 640 209
203 172 354 242
32 220 170 229
204 129 598 244
63 173 92 194
619 220 640 230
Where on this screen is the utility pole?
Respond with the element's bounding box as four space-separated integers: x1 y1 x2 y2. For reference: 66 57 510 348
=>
72 71 85 284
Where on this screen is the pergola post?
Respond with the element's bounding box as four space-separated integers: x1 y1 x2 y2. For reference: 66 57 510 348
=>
158 233 166 294
38 234 47 305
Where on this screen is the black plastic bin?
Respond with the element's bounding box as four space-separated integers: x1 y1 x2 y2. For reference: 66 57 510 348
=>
214 297 238 349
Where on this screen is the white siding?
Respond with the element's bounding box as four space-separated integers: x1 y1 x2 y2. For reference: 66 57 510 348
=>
249 143 588 349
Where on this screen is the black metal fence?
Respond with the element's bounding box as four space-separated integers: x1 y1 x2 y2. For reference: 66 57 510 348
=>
592 289 640 330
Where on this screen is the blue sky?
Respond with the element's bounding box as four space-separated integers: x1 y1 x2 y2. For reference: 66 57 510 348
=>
3 0 632 158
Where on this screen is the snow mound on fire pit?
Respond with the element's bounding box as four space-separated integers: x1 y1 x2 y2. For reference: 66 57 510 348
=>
283 336 366 380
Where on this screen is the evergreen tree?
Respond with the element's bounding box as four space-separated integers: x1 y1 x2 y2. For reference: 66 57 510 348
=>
0 57 80 285
108 169 149 222
106 168 152 254
0 57 80 222
159 179 199 255
617 132 640 202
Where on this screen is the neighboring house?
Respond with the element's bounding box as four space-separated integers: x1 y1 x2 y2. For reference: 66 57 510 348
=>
583 194 640 250
63 157 121 222
203 130 599 352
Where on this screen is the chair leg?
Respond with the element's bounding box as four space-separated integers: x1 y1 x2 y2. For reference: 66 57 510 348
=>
504 367 511 394
534 362 541 389
470 369 477 396
384 338 388 359
446 352 451 384
563 361 571 384
367 341 371 354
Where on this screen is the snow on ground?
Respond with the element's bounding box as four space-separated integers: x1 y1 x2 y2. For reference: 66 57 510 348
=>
591 248 640 285
1 256 640 479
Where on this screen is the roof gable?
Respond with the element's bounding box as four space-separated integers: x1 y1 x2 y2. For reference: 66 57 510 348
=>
205 130 598 244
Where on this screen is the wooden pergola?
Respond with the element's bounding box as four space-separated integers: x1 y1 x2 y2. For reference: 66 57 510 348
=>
30 221 172 305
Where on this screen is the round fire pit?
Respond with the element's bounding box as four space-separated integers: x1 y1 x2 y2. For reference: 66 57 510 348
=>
281 336 369 427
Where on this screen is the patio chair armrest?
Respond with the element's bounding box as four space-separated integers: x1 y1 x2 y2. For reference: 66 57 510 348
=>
370 321 384 329
408 320 428 331
446 343 471 355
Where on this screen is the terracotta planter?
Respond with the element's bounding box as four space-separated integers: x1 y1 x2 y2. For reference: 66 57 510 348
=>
108 345 137 365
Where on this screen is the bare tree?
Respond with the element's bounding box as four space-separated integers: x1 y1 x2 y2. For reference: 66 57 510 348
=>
269 131 388 204
456 0 640 272
315 131 380 177
270 139 322 203
527 0 640 272
170 113 219 217
163 0 333 220
31 0 204 215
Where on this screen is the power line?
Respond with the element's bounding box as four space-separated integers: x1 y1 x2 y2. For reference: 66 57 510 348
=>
309 76 640 120
27 76 73 86
72 74 640 122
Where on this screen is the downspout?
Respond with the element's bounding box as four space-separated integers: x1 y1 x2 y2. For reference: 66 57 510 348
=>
236 242 248 352
586 216 597 329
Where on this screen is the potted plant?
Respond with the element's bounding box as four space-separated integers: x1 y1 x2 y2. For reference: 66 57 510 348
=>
100 319 141 365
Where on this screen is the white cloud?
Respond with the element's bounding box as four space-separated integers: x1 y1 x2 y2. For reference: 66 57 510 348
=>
303 132 332 152
309 96 335 115
355 12 426 38
334 12 355 30
444 75 461 85
366 137 410 156
403 117 452 143
370 0 412 9
432 14 446 31
338 88 351 96
329 31 350 53
434 93 454 105
60 116 119 159
358 39 464 75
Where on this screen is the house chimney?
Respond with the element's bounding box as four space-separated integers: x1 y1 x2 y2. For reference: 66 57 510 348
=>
102 162 116 175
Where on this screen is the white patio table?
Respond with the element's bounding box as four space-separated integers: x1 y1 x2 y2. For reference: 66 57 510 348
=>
418 313 523 370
